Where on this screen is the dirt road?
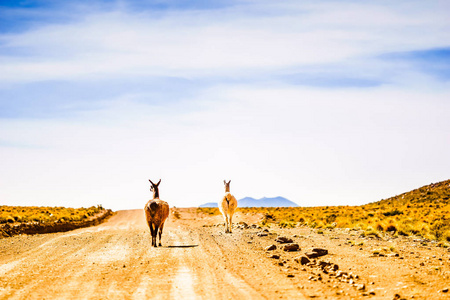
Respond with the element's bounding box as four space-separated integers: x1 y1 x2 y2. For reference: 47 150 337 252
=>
1 208 449 299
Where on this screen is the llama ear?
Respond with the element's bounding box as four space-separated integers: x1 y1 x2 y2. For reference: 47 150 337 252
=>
224 180 226 185
228 180 231 184
157 179 161 186
149 179 153 184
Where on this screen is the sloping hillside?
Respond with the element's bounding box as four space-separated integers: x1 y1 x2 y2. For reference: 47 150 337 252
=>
375 179 450 206
233 179 450 242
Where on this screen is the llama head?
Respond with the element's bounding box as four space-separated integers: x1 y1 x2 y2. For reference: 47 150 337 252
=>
224 180 231 193
149 179 161 197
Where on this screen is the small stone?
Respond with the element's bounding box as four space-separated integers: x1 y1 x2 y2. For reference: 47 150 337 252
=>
276 236 293 243
312 248 328 256
305 248 328 258
287 274 295 277
265 244 277 251
257 232 268 237
442 288 449 293
294 256 310 265
318 261 330 268
305 252 319 258
283 243 300 252
269 254 280 259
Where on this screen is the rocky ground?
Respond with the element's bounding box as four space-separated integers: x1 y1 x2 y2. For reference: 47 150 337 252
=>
0 208 449 299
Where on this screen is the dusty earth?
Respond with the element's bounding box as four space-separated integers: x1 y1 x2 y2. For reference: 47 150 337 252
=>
0 208 449 300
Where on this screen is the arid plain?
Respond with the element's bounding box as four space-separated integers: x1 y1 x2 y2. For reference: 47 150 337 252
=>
1 205 449 300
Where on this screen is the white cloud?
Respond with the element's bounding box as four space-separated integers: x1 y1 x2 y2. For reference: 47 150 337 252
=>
1 1 449 83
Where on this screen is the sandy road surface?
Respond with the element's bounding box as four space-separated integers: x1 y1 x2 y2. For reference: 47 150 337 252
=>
0 209 306 300
1 208 450 299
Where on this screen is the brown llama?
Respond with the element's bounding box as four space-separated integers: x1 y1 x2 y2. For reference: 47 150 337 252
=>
144 179 169 247
219 180 238 233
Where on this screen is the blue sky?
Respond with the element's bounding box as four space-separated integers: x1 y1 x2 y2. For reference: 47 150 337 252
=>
1 0 449 210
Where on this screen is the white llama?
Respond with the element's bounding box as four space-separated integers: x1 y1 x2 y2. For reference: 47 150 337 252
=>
219 180 238 233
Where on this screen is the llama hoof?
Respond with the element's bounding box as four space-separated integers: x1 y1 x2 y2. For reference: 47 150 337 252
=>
158 243 162 247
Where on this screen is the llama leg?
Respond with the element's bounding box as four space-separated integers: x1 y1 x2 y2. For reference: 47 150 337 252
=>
229 213 233 233
153 225 159 247
224 214 230 233
149 223 155 247
158 223 165 247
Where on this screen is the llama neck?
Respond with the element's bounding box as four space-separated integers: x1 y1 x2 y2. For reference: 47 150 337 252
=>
225 188 230 193
153 189 160 199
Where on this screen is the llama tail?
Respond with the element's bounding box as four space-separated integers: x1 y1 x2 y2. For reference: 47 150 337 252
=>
146 201 159 216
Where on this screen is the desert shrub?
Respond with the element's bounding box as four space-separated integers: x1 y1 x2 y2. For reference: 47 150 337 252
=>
325 213 337 224
383 209 403 217
430 220 450 240
279 220 296 228
386 224 397 232
325 223 336 229
172 210 181 219
362 226 380 238
375 223 384 231
0 205 106 225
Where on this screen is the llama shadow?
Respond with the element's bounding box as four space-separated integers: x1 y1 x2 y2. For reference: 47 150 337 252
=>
166 245 198 248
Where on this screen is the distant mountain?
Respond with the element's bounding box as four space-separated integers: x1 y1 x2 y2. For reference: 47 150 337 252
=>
238 196 298 207
199 196 298 208
199 202 218 208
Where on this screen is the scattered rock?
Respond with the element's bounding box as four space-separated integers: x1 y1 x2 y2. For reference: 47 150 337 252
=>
237 221 248 227
295 256 310 265
283 243 300 252
442 288 449 293
276 236 293 243
257 232 268 237
265 244 277 251
269 254 280 259
305 248 328 258
356 284 365 291
305 252 319 258
287 274 295 278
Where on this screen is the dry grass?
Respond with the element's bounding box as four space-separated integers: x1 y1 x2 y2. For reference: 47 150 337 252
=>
198 179 450 242
0 205 105 224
